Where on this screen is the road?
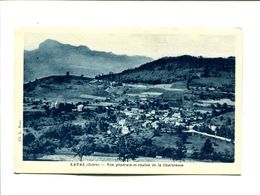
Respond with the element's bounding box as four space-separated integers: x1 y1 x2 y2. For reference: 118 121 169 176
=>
185 129 232 142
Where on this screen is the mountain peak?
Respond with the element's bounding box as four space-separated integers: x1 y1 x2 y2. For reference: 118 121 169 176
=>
39 39 63 49
38 39 91 51
24 39 152 82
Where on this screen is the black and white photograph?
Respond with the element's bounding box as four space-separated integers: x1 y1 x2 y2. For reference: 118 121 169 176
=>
4 1 260 195
14 27 242 174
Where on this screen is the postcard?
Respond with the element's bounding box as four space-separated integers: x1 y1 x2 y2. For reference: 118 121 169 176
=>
14 27 242 174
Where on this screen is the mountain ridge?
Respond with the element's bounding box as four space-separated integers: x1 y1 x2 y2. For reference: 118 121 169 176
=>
24 39 153 82
97 55 235 84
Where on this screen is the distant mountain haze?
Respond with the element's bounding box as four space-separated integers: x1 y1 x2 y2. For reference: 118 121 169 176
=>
24 39 153 82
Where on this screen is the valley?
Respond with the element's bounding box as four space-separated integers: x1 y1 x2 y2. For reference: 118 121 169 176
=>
23 72 235 162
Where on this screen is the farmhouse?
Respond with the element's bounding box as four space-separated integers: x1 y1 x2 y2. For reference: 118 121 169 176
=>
77 104 84 112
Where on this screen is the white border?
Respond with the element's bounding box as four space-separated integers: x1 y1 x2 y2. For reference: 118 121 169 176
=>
1 1 260 195
14 27 242 175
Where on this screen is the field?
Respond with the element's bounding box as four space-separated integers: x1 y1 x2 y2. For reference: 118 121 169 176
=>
190 77 235 89
23 75 235 162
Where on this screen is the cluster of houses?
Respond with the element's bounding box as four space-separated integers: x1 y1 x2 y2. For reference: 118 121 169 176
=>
107 93 233 139
24 78 234 141
104 99 203 136
189 86 216 91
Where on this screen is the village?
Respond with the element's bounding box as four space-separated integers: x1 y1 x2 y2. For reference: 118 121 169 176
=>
23 77 235 162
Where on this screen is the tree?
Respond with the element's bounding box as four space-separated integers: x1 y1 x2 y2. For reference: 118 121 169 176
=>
175 141 187 160
157 147 176 159
96 105 106 113
135 138 156 157
203 64 210 77
191 150 200 160
40 138 57 154
84 121 98 135
175 125 188 143
200 139 215 160
153 127 161 137
199 124 212 134
117 135 139 162
56 124 74 148
24 136 58 160
24 139 43 160
217 125 234 140
72 136 96 161
99 119 109 132
23 133 35 146
222 103 228 112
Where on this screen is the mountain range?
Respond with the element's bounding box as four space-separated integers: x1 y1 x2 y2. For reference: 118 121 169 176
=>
24 39 153 82
97 55 235 84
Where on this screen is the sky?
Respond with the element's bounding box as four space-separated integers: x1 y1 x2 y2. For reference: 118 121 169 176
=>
24 28 238 59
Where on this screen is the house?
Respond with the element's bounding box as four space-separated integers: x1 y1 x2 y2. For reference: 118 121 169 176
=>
50 101 59 109
89 79 98 84
142 120 150 128
77 104 84 112
118 119 126 126
172 112 181 119
121 126 130 134
209 124 217 133
151 121 159 129
208 87 216 91
83 105 96 111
